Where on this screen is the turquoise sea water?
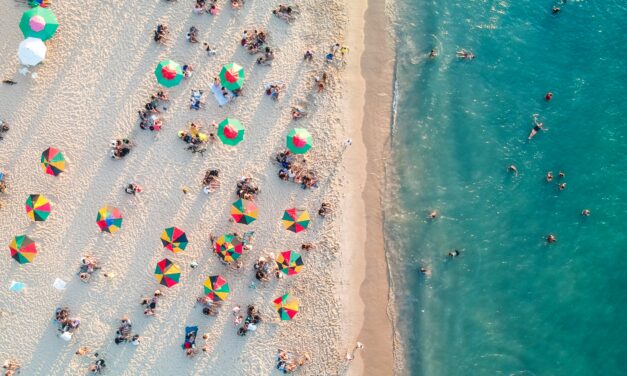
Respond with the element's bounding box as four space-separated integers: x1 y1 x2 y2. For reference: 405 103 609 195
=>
385 0 627 375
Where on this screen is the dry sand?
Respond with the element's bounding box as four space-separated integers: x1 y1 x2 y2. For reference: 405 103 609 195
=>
0 0 401 374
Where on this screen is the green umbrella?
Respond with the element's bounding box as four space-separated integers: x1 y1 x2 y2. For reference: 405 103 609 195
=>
19 7 58 41
217 118 245 146
219 63 245 91
155 60 184 88
286 128 313 154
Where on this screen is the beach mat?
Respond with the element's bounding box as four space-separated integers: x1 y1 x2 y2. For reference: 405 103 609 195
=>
211 85 229 107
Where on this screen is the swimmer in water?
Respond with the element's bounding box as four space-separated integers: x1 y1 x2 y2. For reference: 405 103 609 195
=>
581 209 590 217
558 182 567 191
528 114 546 140
547 234 557 243
420 267 432 277
456 49 475 60
428 210 438 219
428 49 438 58
508 165 519 176
546 171 554 182
558 171 565 179
448 250 460 258
545 92 553 101
552 6 560 14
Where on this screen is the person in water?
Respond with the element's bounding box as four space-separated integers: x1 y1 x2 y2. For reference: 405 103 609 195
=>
547 234 557 243
508 165 518 176
581 209 591 216
428 210 438 219
545 92 553 101
546 171 554 182
448 250 460 258
528 114 546 140
428 49 438 58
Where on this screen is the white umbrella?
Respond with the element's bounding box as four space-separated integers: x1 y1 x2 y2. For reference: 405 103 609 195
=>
18 37 47 66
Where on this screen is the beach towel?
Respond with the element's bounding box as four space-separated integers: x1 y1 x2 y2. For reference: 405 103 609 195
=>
182 326 198 349
210 85 230 107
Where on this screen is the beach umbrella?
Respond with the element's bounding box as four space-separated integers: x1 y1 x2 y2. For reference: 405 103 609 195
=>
282 208 310 233
203 275 230 302
155 60 183 88
9 235 37 264
19 6 58 41
276 251 304 276
40 147 65 176
161 227 188 253
96 206 122 233
286 128 313 154
218 63 245 91
18 37 47 66
230 198 258 224
154 258 181 287
214 234 243 263
273 293 299 321
217 118 245 146
25 194 51 222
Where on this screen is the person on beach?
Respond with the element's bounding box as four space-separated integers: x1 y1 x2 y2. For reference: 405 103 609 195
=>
2 360 20 376
528 114 546 140
125 183 142 195
88 358 106 374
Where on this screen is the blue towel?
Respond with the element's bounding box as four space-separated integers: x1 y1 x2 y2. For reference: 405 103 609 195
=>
182 326 198 349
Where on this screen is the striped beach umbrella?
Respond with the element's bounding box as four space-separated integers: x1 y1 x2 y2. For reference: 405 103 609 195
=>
203 275 230 302
217 118 245 146
40 147 65 176
282 208 310 233
286 128 313 154
154 258 181 287
219 63 245 91
215 234 243 263
155 60 184 88
96 206 122 233
230 198 258 224
18 37 47 66
276 251 304 276
161 227 188 253
19 6 58 41
25 194 51 222
9 235 37 265
273 293 299 321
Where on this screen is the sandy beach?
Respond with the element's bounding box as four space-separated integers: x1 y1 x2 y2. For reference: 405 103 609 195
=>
0 0 394 375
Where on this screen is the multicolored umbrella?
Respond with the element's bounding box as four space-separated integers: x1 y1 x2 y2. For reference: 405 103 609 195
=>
18 37 46 66
286 128 313 154
96 206 122 233
161 227 188 253
230 198 258 224
19 6 58 41
40 147 65 176
9 235 37 265
203 275 230 302
219 63 245 91
217 118 245 146
273 293 299 321
155 60 184 88
276 251 304 276
282 208 310 233
154 258 181 287
215 234 243 263
25 194 51 222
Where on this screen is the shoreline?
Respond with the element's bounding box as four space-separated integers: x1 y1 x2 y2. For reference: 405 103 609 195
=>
341 0 395 374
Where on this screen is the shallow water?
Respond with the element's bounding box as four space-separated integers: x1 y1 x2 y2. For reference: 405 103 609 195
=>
385 0 627 374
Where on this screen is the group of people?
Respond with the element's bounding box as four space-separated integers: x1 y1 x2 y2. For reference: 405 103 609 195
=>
241 29 268 54
114 316 141 345
193 0 219 15
276 349 311 374
236 305 261 336
196 296 222 316
54 307 81 340
256 46 275 66
110 138 133 159
0 119 8 140
272 4 298 22
2 360 20 376
78 256 101 283
253 255 279 282
275 150 319 189
138 90 168 131
178 122 210 153
202 169 220 193
154 24 169 43
140 289 163 316
325 43 349 65
264 82 285 101
236 177 259 200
